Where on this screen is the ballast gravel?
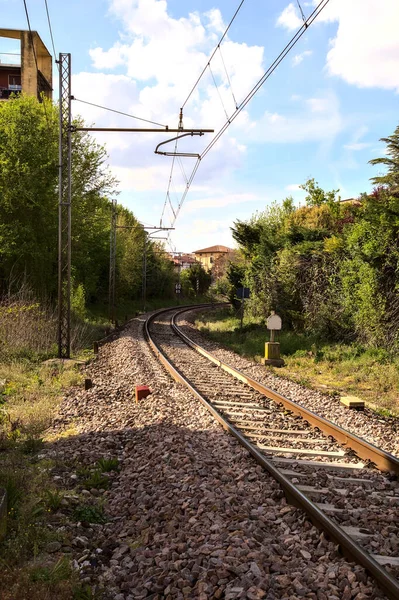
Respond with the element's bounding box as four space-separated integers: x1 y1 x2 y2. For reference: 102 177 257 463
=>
42 314 388 599
179 311 399 459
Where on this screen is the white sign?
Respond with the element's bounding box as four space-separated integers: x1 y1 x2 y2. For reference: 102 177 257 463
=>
267 313 282 330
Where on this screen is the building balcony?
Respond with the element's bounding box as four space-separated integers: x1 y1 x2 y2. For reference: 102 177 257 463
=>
0 86 21 99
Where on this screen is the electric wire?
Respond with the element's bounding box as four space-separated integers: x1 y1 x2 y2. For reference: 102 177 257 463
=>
73 98 168 128
209 63 230 120
181 0 247 110
201 0 330 161
160 0 247 232
167 0 330 230
22 0 51 128
44 0 57 64
296 0 307 23
160 136 179 226
219 45 238 109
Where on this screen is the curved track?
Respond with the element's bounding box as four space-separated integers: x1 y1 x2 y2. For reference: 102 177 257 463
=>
145 305 399 600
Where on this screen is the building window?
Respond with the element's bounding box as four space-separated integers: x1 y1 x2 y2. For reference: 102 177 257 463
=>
9 75 21 90
210 256 213 264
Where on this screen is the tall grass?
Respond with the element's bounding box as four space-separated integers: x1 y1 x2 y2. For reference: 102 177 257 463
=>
0 289 105 362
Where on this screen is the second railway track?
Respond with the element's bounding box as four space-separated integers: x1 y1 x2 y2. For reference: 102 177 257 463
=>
145 305 399 600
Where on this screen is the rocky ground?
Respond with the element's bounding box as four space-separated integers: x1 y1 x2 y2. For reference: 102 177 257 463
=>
39 314 389 599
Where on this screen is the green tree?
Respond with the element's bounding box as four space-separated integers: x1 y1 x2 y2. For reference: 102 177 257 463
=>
369 124 399 195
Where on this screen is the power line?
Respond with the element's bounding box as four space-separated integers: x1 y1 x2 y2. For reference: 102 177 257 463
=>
181 0 247 110
209 63 229 121
73 97 168 128
219 45 238 110
296 0 307 23
44 0 57 63
161 0 247 233
22 0 51 128
166 0 331 231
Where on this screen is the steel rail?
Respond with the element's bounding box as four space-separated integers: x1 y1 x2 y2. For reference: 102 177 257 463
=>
171 309 399 476
144 306 399 600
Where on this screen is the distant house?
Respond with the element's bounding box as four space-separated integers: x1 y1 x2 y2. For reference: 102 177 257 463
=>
169 253 197 271
340 197 362 207
193 245 233 272
0 29 52 102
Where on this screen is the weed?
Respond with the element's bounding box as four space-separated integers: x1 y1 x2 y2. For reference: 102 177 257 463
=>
76 466 91 479
43 489 63 512
30 557 71 584
73 584 94 600
97 457 119 472
21 436 43 454
73 503 107 524
0 472 23 513
83 470 109 490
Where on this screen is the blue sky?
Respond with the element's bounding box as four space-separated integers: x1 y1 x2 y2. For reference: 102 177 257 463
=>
2 0 399 253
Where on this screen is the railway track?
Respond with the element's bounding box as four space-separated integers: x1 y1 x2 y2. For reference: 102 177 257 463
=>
145 305 399 600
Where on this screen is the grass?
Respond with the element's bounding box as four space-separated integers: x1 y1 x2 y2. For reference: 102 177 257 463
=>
0 352 93 597
196 307 399 416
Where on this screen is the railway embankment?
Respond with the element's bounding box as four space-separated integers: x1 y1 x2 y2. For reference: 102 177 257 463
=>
2 309 398 598
193 308 399 422
185 310 399 458
19 314 392 598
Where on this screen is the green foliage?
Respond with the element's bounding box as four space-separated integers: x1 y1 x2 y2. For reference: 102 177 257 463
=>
42 489 63 512
83 469 109 490
369 124 399 194
73 503 107 524
180 262 211 297
30 557 71 584
229 129 399 349
0 95 176 321
96 457 119 472
71 283 86 320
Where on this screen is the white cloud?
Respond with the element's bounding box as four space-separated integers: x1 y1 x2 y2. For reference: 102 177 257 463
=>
248 91 343 144
74 0 265 197
292 50 312 66
184 192 260 213
344 142 371 151
277 1 399 92
285 184 301 191
276 3 303 30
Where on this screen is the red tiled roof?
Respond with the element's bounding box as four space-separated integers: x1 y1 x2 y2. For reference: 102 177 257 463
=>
193 245 233 254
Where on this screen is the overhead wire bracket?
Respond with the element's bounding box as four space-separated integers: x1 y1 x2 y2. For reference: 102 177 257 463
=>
155 131 206 158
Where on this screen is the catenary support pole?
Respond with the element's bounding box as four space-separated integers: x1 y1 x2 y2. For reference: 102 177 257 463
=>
109 199 117 323
57 53 72 359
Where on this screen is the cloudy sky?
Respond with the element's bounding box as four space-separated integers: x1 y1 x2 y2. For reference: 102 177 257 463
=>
2 0 399 252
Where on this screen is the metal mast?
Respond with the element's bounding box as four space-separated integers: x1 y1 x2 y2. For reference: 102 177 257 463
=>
57 53 72 358
109 199 117 323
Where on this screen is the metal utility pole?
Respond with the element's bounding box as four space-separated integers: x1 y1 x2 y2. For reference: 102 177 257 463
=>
109 199 117 323
57 53 72 359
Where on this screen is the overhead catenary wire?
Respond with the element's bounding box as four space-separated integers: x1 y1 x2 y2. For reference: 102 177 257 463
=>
181 0 247 110
22 0 51 128
73 98 168 128
160 3 247 228
44 0 58 65
219 45 238 110
160 136 179 227
166 0 330 231
296 0 307 24
209 63 230 121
